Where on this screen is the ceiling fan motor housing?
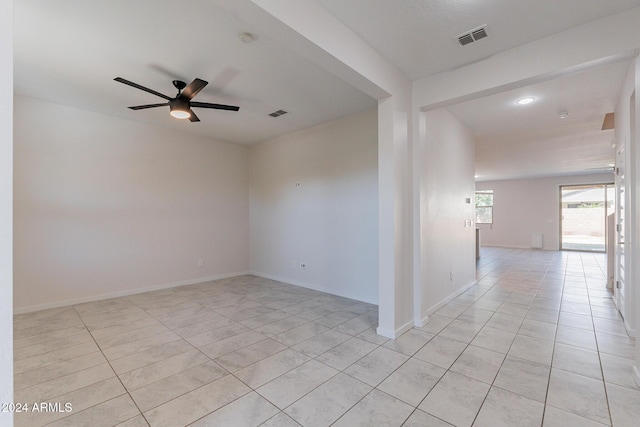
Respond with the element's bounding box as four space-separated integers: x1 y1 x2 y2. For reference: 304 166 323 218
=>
169 98 191 118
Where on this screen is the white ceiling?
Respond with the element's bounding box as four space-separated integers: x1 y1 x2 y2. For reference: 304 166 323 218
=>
316 0 639 181
13 0 640 180
316 0 640 80
449 60 630 181
13 0 377 145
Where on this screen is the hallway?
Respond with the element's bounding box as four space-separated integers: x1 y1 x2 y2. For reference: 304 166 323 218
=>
466 247 638 426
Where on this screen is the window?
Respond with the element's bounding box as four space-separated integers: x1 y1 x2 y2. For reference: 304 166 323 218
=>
475 190 493 224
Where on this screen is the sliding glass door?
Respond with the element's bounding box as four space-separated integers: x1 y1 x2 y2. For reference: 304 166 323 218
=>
560 184 614 252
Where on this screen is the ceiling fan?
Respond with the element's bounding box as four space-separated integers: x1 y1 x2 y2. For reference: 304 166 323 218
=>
114 77 239 122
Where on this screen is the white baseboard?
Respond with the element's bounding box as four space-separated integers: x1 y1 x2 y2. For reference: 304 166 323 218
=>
414 280 477 328
481 243 556 251
624 320 637 338
422 280 478 319
14 271 251 314
633 365 640 389
480 243 529 249
377 319 414 340
414 313 429 328
249 271 378 305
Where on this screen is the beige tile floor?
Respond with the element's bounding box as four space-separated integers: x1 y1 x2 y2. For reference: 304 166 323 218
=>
13 248 640 426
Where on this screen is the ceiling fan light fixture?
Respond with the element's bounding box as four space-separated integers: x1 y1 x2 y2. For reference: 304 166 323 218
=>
170 109 190 119
169 99 191 119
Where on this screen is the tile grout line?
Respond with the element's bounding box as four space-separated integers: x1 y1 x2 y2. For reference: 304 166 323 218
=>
541 253 569 426
14 251 623 427
68 304 152 427
468 258 547 426
584 251 616 427
138 293 378 425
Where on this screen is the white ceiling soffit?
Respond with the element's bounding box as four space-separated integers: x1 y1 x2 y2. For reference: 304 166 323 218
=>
316 0 640 80
449 61 630 182
13 0 377 145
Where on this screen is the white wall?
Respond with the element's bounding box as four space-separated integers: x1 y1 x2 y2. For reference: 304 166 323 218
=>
617 56 640 383
476 173 613 251
249 108 378 303
0 0 13 423
409 5 640 346
219 0 414 338
14 96 250 312
615 60 637 338
634 56 640 388
416 109 476 322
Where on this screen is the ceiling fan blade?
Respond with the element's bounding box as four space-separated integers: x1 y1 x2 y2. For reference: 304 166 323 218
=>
188 110 200 122
179 78 208 101
191 101 240 111
128 103 170 110
114 77 172 101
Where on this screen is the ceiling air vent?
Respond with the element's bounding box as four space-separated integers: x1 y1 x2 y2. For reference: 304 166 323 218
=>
456 25 488 46
269 109 288 118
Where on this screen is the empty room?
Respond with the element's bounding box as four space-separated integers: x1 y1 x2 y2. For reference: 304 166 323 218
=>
2 0 640 426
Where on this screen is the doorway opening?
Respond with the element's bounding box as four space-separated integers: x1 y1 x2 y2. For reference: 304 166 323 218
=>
560 184 615 252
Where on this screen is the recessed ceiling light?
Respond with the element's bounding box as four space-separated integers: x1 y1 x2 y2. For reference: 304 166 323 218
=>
516 97 535 105
558 111 570 119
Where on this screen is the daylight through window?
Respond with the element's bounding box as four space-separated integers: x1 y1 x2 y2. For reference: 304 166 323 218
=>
476 190 493 224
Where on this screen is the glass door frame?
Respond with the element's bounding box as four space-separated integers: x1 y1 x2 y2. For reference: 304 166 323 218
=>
559 182 614 253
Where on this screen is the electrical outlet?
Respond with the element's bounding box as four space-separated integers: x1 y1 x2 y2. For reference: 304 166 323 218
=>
295 181 301 188
197 259 204 268
300 262 307 269
449 271 454 281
